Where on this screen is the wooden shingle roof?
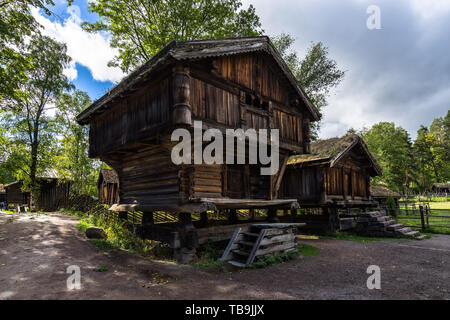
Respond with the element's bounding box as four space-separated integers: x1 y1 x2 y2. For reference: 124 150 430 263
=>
76 36 321 125
98 169 119 185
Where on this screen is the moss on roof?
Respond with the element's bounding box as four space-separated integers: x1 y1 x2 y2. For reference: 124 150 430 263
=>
370 186 401 198
288 134 359 164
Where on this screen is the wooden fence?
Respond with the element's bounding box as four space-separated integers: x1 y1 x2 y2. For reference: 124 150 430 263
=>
382 202 450 232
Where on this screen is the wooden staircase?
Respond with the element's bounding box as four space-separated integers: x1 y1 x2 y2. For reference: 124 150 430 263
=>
219 223 303 267
356 211 426 239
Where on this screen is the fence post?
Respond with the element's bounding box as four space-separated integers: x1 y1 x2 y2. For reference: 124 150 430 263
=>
419 205 425 231
425 205 429 227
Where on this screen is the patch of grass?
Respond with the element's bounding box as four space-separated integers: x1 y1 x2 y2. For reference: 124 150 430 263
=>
428 201 450 210
62 210 174 261
194 241 225 269
90 239 118 251
249 249 299 269
94 265 108 272
298 243 321 257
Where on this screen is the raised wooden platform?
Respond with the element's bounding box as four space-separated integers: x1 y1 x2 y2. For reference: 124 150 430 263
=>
110 198 299 213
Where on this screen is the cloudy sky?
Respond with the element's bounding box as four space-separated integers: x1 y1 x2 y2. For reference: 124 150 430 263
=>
36 0 450 139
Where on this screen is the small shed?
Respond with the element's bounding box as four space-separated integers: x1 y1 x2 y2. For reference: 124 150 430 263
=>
432 183 450 194
280 134 382 208
97 169 119 206
0 184 7 203
370 185 401 207
5 181 30 207
5 169 71 211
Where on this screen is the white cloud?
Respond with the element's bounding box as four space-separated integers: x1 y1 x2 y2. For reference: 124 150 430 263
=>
63 60 78 81
32 6 124 83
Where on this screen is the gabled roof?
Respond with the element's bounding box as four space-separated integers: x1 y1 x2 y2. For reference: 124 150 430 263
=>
76 36 321 125
38 168 60 179
0 184 5 193
288 134 382 176
4 181 23 188
98 169 119 186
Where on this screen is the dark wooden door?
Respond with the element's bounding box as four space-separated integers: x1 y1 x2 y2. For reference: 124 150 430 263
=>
226 165 248 199
344 169 352 198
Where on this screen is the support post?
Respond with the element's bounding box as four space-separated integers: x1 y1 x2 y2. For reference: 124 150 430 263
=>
118 211 128 222
419 205 425 231
228 209 238 224
249 209 256 221
199 211 208 227
302 117 311 154
174 212 198 263
267 208 279 223
142 212 154 225
172 65 192 126
328 207 339 233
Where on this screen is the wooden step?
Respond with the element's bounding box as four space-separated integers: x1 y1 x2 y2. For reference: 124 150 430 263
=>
242 232 260 237
232 249 250 257
228 260 247 268
239 241 256 247
404 231 419 237
387 224 403 231
396 227 412 234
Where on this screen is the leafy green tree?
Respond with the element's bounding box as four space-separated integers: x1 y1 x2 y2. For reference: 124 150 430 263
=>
1 35 72 207
413 126 436 191
54 90 100 196
83 0 263 72
363 122 414 193
426 111 450 183
0 0 55 98
272 33 345 140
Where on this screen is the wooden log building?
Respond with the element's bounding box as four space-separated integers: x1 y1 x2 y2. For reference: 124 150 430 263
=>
432 183 450 194
4 181 30 208
279 134 382 232
0 184 7 204
97 169 120 206
76 37 321 261
4 169 71 211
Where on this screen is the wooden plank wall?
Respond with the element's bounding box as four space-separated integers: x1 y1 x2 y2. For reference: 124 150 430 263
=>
37 180 71 211
279 167 322 203
89 78 170 157
216 52 291 106
116 146 181 205
190 77 240 127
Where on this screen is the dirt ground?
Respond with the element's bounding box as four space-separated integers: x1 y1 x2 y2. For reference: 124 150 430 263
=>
0 211 449 300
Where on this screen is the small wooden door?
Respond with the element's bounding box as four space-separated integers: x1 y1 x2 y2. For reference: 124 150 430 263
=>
225 165 249 199
344 169 352 199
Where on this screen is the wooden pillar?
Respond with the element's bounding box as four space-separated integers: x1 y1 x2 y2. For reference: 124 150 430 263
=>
118 211 128 222
228 209 238 224
267 208 279 222
199 211 208 227
328 207 339 233
172 65 192 126
302 117 311 154
174 212 198 263
142 212 154 225
249 209 256 221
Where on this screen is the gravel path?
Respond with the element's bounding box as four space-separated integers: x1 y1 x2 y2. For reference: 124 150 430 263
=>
0 211 449 300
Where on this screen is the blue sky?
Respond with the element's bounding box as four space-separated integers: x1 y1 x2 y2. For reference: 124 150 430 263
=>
36 0 450 139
